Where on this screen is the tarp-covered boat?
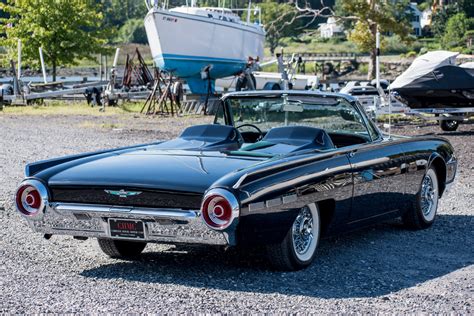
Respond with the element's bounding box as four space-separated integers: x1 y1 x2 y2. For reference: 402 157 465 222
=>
390 51 474 108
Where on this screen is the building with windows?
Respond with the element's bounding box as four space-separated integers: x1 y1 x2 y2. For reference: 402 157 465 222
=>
319 17 344 38
409 2 422 36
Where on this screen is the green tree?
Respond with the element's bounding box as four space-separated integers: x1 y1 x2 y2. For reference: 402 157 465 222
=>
258 1 303 54
116 19 148 44
431 3 462 39
442 13 469 48
0 0 110 81
336 0 413 80
101 0 147 29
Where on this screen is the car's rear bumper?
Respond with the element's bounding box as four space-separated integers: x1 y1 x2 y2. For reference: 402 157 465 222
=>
24 202 229 246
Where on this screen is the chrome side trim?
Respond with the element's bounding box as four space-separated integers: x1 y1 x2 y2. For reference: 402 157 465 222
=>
232 173 249 189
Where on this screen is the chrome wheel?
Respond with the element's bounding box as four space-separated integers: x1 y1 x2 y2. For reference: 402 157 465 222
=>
291 204 320 262
420 169 438 222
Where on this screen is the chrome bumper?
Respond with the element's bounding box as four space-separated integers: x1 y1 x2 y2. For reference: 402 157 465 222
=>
25 202 229 246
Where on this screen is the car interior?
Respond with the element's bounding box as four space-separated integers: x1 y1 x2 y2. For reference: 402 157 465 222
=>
152 93 377 156
154 123 369 157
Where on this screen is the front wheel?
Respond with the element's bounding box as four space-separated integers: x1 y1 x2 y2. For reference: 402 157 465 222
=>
266 204 320 271
402 167 439 230
97 238 147 259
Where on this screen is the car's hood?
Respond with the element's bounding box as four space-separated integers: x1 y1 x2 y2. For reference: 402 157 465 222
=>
47 149 266 193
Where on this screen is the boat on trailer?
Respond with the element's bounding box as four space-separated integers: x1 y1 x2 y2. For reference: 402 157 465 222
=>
390 51 474 131
390 51 474 109
144 0 265 94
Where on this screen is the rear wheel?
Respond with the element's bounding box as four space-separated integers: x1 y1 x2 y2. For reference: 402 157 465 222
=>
266 204 320 271
439 119 459 131
402 167 439 229
97 238 147 259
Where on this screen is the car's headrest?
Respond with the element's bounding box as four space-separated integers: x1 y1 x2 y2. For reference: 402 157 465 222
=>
262 126 335 150
180 124 239 142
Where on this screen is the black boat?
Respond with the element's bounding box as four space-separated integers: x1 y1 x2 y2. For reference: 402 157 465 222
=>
390 51 474 109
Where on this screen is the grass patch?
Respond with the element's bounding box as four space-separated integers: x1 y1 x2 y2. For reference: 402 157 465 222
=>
1 100 145 116
376 114 421 124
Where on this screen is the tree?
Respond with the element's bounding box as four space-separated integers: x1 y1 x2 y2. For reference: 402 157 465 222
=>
116 19 148 44
258 1 304 54
335 0 413 80
442 13 469 48
101 0 147 29
0 0 110 81
431 3 462 39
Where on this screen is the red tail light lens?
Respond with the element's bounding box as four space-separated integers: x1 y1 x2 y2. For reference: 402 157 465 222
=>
16 183 45 216
201 189 238 230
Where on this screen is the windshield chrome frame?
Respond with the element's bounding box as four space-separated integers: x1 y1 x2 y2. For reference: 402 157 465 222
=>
219 92 383 143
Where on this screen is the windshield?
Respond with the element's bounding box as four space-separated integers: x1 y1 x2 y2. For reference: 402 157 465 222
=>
220 95 373 138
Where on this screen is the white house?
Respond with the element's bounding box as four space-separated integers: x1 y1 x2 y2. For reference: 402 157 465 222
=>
409 2 422 36
319 17 343 38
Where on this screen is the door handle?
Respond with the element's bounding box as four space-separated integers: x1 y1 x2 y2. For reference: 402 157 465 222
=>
348 151 356 158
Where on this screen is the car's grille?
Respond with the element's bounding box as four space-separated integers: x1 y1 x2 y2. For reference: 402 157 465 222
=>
50 187 202 210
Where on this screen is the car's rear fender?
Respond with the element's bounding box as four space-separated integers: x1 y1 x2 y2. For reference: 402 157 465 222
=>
219 152 353 245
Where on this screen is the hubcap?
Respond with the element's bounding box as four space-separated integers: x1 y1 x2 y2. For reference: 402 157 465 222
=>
292 207 314 255
421 173 436 217
446 120 457 128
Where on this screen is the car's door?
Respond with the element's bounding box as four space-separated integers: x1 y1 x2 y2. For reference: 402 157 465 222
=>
346 140 407 223
329 100 408 224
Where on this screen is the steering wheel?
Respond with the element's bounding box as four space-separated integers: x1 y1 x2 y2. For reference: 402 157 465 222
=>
236 124 264 142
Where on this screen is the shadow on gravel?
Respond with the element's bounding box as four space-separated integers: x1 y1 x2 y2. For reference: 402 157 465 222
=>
81 214 473 299
436 130 474 137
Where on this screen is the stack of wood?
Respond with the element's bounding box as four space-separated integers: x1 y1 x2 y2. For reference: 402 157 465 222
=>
140 70 183 116
122 48 154 89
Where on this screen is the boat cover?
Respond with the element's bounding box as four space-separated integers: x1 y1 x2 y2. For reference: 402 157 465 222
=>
460 62 474 69
389 51 474 108
390 51 460 89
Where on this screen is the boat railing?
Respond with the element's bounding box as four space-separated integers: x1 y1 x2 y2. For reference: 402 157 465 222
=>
144 0 262 25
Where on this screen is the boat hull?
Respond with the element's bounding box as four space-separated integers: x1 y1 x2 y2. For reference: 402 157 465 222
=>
144 8 265 94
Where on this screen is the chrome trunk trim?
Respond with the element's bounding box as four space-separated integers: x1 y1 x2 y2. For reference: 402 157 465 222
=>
53 203 199 220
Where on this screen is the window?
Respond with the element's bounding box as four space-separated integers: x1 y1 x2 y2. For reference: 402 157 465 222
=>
213 101 227 125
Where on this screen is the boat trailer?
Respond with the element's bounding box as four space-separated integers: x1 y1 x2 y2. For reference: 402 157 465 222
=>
403 107 474 131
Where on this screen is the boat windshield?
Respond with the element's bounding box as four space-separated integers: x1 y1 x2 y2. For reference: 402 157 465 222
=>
215 95 378 140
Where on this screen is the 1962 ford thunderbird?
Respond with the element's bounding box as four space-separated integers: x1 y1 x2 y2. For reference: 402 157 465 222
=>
15 91 457 270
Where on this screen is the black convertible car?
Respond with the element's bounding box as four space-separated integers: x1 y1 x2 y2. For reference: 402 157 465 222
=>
15 91 457 270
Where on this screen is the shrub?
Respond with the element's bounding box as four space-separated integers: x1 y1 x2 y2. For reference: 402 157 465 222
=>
406 51 417 58
442 13 469 49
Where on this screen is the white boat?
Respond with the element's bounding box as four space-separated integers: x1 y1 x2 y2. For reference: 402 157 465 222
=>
215 72 319 92
144 0 265 94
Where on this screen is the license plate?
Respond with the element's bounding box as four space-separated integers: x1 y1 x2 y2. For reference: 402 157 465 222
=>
108 218 145 240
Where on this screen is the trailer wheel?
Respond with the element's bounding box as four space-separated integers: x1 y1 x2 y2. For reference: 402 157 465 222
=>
439 119 459 132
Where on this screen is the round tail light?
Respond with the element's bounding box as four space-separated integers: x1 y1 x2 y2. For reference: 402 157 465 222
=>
201 189 239 230
15 180 47 217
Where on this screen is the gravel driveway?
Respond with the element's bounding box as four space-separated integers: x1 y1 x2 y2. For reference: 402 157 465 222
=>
1 113 472 313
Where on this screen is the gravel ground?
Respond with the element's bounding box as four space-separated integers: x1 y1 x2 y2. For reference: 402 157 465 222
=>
0 113 473 313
